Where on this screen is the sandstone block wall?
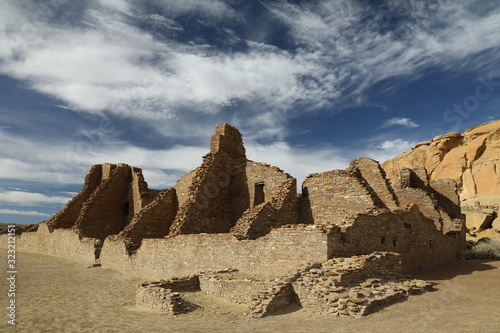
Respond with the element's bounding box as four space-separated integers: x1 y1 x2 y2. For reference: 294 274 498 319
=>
199 275 271 305
136 283 187 314
10 223 96 264
348 158 399 211
302 170 378 226
117 188 177 253
326 207 462 272
169 123 297 238
46 164 103 230
75 164 142 239
46 163 159 242
100 225 330 279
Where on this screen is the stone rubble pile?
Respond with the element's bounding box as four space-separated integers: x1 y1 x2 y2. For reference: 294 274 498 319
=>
248 252 432 318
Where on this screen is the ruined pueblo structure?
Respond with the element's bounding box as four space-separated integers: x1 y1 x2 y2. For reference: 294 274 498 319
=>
3 123 467 317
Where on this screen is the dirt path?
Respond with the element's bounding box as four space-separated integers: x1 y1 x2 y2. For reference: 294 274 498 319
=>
1 253 500 333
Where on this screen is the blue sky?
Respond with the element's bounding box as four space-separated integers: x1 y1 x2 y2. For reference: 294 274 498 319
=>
1 0 500 224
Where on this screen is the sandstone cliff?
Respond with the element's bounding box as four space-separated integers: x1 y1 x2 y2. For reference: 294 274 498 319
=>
383 119 500 238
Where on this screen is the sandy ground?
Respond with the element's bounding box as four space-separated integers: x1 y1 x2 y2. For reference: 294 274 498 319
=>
1 253 500 333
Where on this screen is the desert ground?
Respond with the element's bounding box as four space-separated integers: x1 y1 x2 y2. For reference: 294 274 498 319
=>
1 252 500 333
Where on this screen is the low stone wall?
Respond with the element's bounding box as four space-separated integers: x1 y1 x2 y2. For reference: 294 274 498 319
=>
0 223 96 265
248 252 431 318
136 282 187 314
100 225 330 279
199 274 270 305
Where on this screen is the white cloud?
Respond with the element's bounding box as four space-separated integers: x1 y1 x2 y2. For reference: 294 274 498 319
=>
382 117 420 128
0 0 499 143
152 0 236 20
0 209 50 217
0 190 71 206
377 139 415 152
246 141 349 185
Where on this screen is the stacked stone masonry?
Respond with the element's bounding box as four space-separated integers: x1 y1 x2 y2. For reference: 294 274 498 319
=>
136 282 188 315
1 123 468 318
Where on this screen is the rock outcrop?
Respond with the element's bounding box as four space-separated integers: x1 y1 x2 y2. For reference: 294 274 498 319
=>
383 120 500 239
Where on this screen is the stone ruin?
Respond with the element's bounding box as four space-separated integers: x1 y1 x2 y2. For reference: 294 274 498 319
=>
135 252 432 317
2 123 466 317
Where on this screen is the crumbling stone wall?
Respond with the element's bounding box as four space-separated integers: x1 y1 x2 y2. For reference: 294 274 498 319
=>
169 123 297 237
75 164 136 239
46 163 159 244
302 170 380 226
396 187 444 231
130 168 159 215
396 168 464 235
46 165 103 230
136 283 187 314
289 252 431 317
116 188 178 254
168 124 248 236
327 207 462 272
231 177 299 239
168 152 242 235
249 252 431 318
430 179 462 219
348 158 399 211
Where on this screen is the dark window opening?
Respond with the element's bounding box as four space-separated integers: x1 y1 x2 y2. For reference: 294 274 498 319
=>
381 236 386 244
340 233 347 242
124 202 130 215
254 182 265 206
429 240 433 248
392 237 397 247
404 223 412 230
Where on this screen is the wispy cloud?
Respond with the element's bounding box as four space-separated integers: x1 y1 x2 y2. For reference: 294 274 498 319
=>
1 0 498 143
0 190 71 206
0 0 499 196
0 209 49 217
381 117 420 129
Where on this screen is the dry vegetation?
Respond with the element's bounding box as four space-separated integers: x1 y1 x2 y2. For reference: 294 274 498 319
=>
462 239 500 260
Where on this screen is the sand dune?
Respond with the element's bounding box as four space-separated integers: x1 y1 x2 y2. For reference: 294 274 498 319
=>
1 253 500 333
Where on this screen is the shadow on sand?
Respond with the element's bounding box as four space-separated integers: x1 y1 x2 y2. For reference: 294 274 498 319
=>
411 259 498 282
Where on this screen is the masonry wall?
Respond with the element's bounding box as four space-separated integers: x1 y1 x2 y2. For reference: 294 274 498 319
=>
396 188 443 232
117 188 177 251
231 177 299 239
348 158 399 211
430 179 462 219
6 223 96 264
302 170 378 225
199 275 271 305
169 123 297 237
175 169 197 208
168 152 240 235
46 165 103 230
130 167 159 215
75 165 134 239
244 162 292 208
100 225 330 279
327 207 461 272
